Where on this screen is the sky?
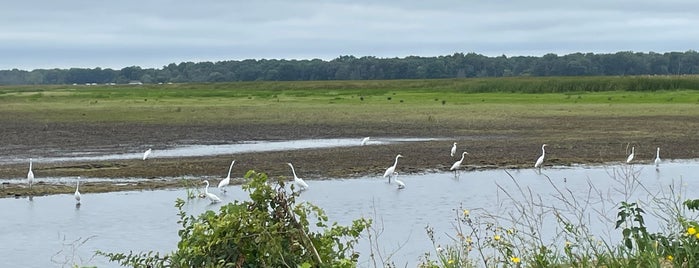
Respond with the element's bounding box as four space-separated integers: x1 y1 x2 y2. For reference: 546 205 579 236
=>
2 0 698 70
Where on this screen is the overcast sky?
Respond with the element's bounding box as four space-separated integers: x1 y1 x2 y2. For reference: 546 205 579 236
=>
2 0 698 70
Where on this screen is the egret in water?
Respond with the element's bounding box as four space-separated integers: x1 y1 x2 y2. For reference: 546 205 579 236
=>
143 148 152 160
626 146 635 164
383 154 403 183
202 180 222 203
27 158 34 189
361 137 370 146
450 142 457 157
393 172 405 189
74 177 81 205
654 147 661 170
287 163 309 191
534 144 547 169
218 160 235 192
450 151 469 176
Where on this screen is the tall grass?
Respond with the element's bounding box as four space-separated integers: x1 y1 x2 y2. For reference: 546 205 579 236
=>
418 166 699 267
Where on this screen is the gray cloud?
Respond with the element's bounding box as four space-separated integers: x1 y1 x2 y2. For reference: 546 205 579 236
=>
1 0 697 70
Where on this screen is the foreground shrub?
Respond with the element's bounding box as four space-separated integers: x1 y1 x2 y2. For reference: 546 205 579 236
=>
99 170 371 267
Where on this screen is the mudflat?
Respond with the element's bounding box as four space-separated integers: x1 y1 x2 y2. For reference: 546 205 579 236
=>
2 113 698 198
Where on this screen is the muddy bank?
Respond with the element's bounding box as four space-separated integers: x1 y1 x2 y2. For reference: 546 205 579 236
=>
2 116 698 198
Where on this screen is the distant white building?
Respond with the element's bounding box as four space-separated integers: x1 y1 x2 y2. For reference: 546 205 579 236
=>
128 81 143 85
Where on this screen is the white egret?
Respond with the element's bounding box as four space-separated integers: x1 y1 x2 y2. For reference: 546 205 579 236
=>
393 172 405 189
626 146 635 163
287 163 309 190
361 137 370 146
654 147 661 169
218 160 235 192
534 144 547 168
202 180 222 203
383 154 403 183
450 142 457 157
450 151 469 175
74 177 81 205
27 158 34 189
143 148 152 160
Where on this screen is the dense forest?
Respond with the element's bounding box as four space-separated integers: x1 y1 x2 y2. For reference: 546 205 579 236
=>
1 51 698 85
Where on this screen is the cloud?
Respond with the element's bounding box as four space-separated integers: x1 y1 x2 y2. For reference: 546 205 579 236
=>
1 0 698 70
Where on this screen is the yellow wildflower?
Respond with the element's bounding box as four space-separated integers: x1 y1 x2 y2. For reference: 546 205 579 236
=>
687 227 697 235
565 241 572 247
466 236 472 244
511 256 521 263
695 233 699 239
507 228 514 234
666 255 674 261
494 235 501 241
448 259 455 264
463 209 470 216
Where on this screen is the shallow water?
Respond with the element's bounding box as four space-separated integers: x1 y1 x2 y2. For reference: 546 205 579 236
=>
1 161 697 267
0 137 439 164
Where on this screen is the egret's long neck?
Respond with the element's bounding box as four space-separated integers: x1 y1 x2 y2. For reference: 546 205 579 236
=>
542 145 546 154
227 161 235 178
76 180 80 190
29 160 32 170
656 148 660 157
394 156 400 166
290 165 298 178
205 181 210 192
460 153 466 162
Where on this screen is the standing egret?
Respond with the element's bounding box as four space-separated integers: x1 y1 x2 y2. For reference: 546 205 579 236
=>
74 177 81 205
393 172 405 189
218 160 235 192
450 142 457 157
450 151 469 176
383 154 403 183
202 180 222 203
143 148 152 160
27 158 34 189
287 163 309 190
626 146 635 163
534 144 547 169
361 137 370 146
654 147 661 170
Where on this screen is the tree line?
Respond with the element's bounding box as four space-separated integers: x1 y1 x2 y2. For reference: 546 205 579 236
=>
1 50 698 85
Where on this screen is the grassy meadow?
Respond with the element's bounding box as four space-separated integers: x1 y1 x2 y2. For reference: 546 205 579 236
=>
1 76 699 126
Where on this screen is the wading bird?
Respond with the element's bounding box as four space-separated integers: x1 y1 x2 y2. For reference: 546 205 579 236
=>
534 144 547 169
654 147 661 170
450 151 469 176
74 177 81 205
287 163 309 191
202 180 222 203
218 160 235 192
361 137 370 146
393 172 405 189
383 154 403 183
27 158 34 189
626 146 635 163
451 142 457 157
143 148 152 160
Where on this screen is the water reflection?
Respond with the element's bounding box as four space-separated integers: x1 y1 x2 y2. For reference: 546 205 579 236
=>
0 160 697 267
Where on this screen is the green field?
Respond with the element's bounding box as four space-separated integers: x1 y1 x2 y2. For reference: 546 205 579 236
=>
2 76 699 126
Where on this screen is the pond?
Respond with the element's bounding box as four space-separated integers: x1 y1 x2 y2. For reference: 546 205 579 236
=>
1 160 697 267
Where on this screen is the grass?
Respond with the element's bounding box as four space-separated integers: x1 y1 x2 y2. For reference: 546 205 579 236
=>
1 77 699 125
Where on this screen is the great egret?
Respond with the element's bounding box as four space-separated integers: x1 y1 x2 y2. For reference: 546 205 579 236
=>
626 146 635 163
74 177 81 205
534 144 547 168
287 163 309 190
143 148 152 160
361 137 370 146
654 147 661 169
202 180 222 203
393 172 405 189
450 151 469 175
27 158 34 189
218 160 235 192
451 142 457 157
383 154 403 183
